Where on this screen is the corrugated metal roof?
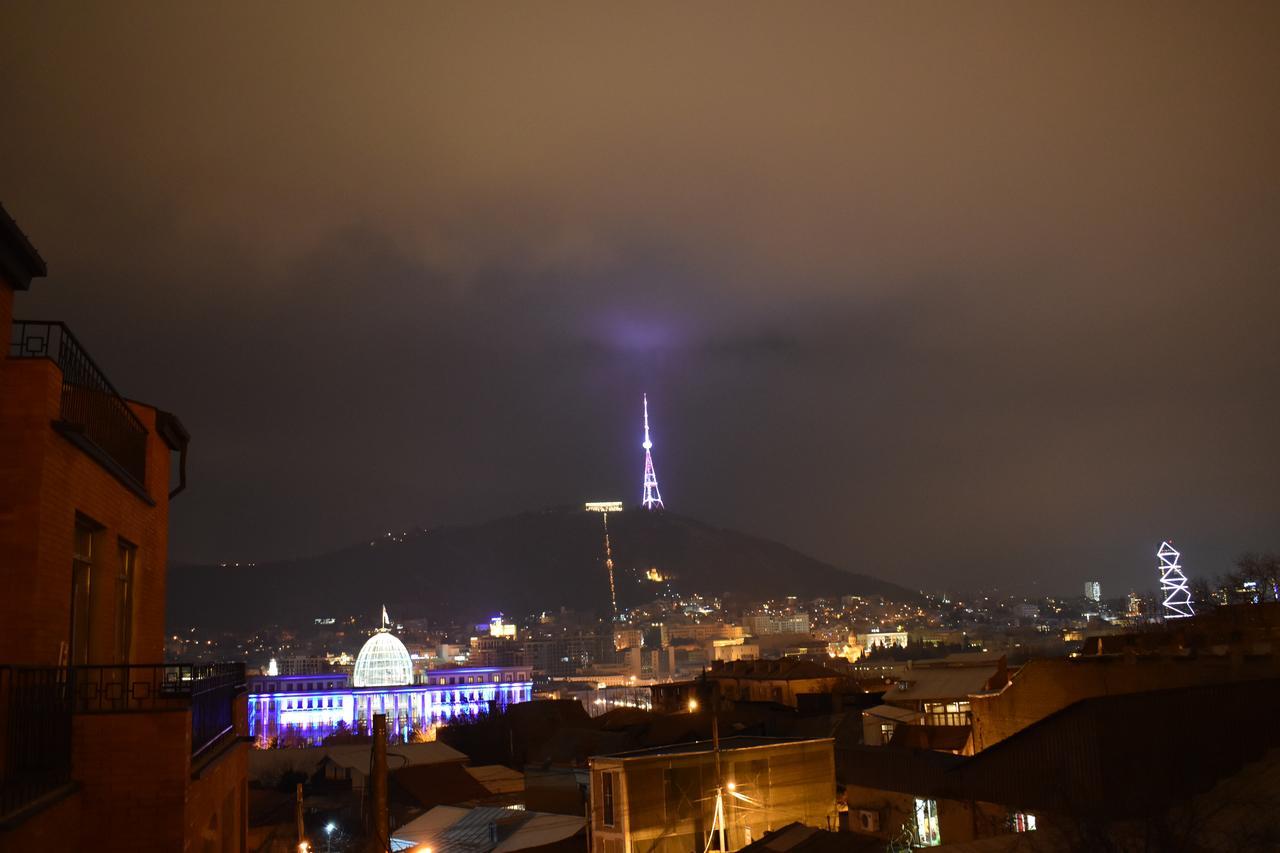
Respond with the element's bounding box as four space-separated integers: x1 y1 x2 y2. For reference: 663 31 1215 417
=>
392 805 584 853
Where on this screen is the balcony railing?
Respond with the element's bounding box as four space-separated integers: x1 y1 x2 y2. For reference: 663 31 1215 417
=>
0 663 245 817
9 320 149 488
0 667 73 817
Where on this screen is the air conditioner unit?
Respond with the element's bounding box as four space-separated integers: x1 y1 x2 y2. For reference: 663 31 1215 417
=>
856 810 880 832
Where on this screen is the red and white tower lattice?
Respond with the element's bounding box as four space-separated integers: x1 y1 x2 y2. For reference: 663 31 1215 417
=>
641 393 664 510
1157 540 1194 619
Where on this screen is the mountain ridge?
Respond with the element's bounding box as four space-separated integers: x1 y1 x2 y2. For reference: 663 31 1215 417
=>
166 507 917 630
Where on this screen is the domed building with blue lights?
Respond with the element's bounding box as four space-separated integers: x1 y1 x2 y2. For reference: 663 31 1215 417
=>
247 608 532 746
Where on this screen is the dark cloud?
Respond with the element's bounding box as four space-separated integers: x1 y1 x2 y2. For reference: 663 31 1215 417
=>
2 1 1278 595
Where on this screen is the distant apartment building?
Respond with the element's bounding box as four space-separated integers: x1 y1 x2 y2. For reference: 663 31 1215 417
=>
588 736 837 853
1014 602 1039 620
274 655 343 676
1085 581 1102 602
468 635 531 668
525 631 619 677
708 638 760 663
855 630 907 651
613 626 644 651
0 206 248 852
743 612 811 636
666 622 745 644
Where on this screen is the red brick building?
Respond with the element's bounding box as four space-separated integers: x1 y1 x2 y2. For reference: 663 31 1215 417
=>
0 205 248 852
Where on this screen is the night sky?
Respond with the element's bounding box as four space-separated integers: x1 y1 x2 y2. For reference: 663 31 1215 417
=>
3 3 1277 596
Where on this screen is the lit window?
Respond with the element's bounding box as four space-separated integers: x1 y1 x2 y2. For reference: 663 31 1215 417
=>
914 798 940 846
601 771 617 827
1013 813 1037 832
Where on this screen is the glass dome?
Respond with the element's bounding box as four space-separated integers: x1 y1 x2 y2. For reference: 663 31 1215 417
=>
352 630 413 687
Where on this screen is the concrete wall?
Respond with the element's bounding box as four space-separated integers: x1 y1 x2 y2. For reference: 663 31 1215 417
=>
0 788 82 853
186 741 249 853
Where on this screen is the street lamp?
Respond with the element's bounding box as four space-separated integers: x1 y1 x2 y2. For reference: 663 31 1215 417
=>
687 698 699 712
324 823 336 853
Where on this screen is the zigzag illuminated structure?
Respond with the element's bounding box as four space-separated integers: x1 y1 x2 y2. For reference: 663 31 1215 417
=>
1157 540 1195 619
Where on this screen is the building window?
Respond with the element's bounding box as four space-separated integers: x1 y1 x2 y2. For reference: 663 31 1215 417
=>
914 798 940 846
115 540 136 664
923 701 971 727
70 517 99 665
879 722 896 744
1012 813 1037 832
601 771 617 828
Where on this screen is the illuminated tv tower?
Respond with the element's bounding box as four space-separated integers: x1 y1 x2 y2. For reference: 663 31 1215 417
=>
1157 541 1194 619
641 393 664 510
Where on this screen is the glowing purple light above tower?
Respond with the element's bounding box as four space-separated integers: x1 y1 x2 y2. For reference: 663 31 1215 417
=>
642 394 664 510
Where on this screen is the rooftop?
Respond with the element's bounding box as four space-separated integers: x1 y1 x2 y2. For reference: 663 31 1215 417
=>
0 202 47 289
884 658 1006 701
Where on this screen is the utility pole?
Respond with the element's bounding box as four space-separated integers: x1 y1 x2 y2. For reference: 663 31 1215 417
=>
713 714 726 852
295 782 307 852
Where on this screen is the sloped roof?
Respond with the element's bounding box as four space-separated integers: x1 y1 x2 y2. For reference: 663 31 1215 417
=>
391 762 491 810
884 665 1000 701
862 704 921 723
467 764 526 795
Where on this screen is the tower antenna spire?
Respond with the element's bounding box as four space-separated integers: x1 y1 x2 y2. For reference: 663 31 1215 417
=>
642 394 664 510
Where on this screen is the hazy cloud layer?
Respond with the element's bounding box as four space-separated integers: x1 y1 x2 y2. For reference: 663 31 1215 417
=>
3 1 1278 594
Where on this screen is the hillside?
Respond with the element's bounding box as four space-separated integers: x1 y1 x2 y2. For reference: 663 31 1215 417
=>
166 508 917 630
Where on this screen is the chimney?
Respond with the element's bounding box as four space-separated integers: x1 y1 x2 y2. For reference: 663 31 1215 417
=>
369 714 389 851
